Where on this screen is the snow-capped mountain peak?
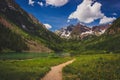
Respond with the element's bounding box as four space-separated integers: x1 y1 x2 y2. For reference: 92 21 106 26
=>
55 23 110 39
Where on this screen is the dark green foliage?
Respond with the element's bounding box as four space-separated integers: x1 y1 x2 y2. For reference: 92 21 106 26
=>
0 23 28 52
86 34 120 53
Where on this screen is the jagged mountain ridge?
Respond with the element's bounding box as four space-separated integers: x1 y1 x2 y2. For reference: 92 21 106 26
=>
55 23 110 39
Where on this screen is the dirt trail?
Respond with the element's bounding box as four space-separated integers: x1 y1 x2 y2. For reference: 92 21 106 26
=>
41 59 75 80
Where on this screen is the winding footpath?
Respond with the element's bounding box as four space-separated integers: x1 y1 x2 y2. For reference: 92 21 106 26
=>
41 59 75 80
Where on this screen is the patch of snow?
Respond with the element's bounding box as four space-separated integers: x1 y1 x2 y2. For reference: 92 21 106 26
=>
22 24 26 29
84 27 90 30
8 5 16 10
81 30 93 36
66 31 71 37
99 29 106 35
61 30 71 38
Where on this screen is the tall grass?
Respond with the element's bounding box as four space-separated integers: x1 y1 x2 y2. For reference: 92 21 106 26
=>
63 54 120 80
0 53 72 80
0 52 51 60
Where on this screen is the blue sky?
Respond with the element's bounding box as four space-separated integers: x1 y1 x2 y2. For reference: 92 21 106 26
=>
15 0 120 31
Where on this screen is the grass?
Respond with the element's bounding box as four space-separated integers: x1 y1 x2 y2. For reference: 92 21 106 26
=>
1 53 119 80
0 52 70 60
0 52 51 60
0 52 72 80
63 54 120 80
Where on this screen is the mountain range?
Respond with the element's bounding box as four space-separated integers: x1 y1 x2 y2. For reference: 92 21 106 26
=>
55 23 110 39
0 0 120 54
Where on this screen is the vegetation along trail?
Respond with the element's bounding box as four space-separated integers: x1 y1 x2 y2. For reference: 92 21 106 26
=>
41 59 75 80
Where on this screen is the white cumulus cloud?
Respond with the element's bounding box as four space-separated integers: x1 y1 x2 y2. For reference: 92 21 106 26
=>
46 0 69 7
99 16 116 24
68 0 116 24
44 24 52 29
68 0 104 23
28 0 35 6
38 1 44 6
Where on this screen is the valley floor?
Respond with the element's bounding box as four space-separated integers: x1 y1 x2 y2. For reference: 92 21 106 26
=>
0 53 72 80
0 53 119 80
63 54 120 80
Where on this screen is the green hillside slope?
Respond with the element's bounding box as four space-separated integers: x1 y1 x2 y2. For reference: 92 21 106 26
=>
85 17 120 53
0 0 63 52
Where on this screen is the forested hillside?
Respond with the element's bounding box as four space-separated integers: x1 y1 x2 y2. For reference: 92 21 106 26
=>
0 0 64 52
84 17 120 53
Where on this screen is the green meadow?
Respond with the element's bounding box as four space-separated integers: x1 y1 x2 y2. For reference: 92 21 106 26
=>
0 53 120 80
63 54 120 80
0 53 72 80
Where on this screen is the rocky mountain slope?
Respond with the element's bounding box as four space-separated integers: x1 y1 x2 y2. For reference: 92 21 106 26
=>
55 23 110 39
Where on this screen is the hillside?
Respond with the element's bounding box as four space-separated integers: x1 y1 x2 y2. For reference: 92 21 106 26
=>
0 0 120 54
56 18 120 54
84 17 120 53
106 17 120 34
0 0 63 52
